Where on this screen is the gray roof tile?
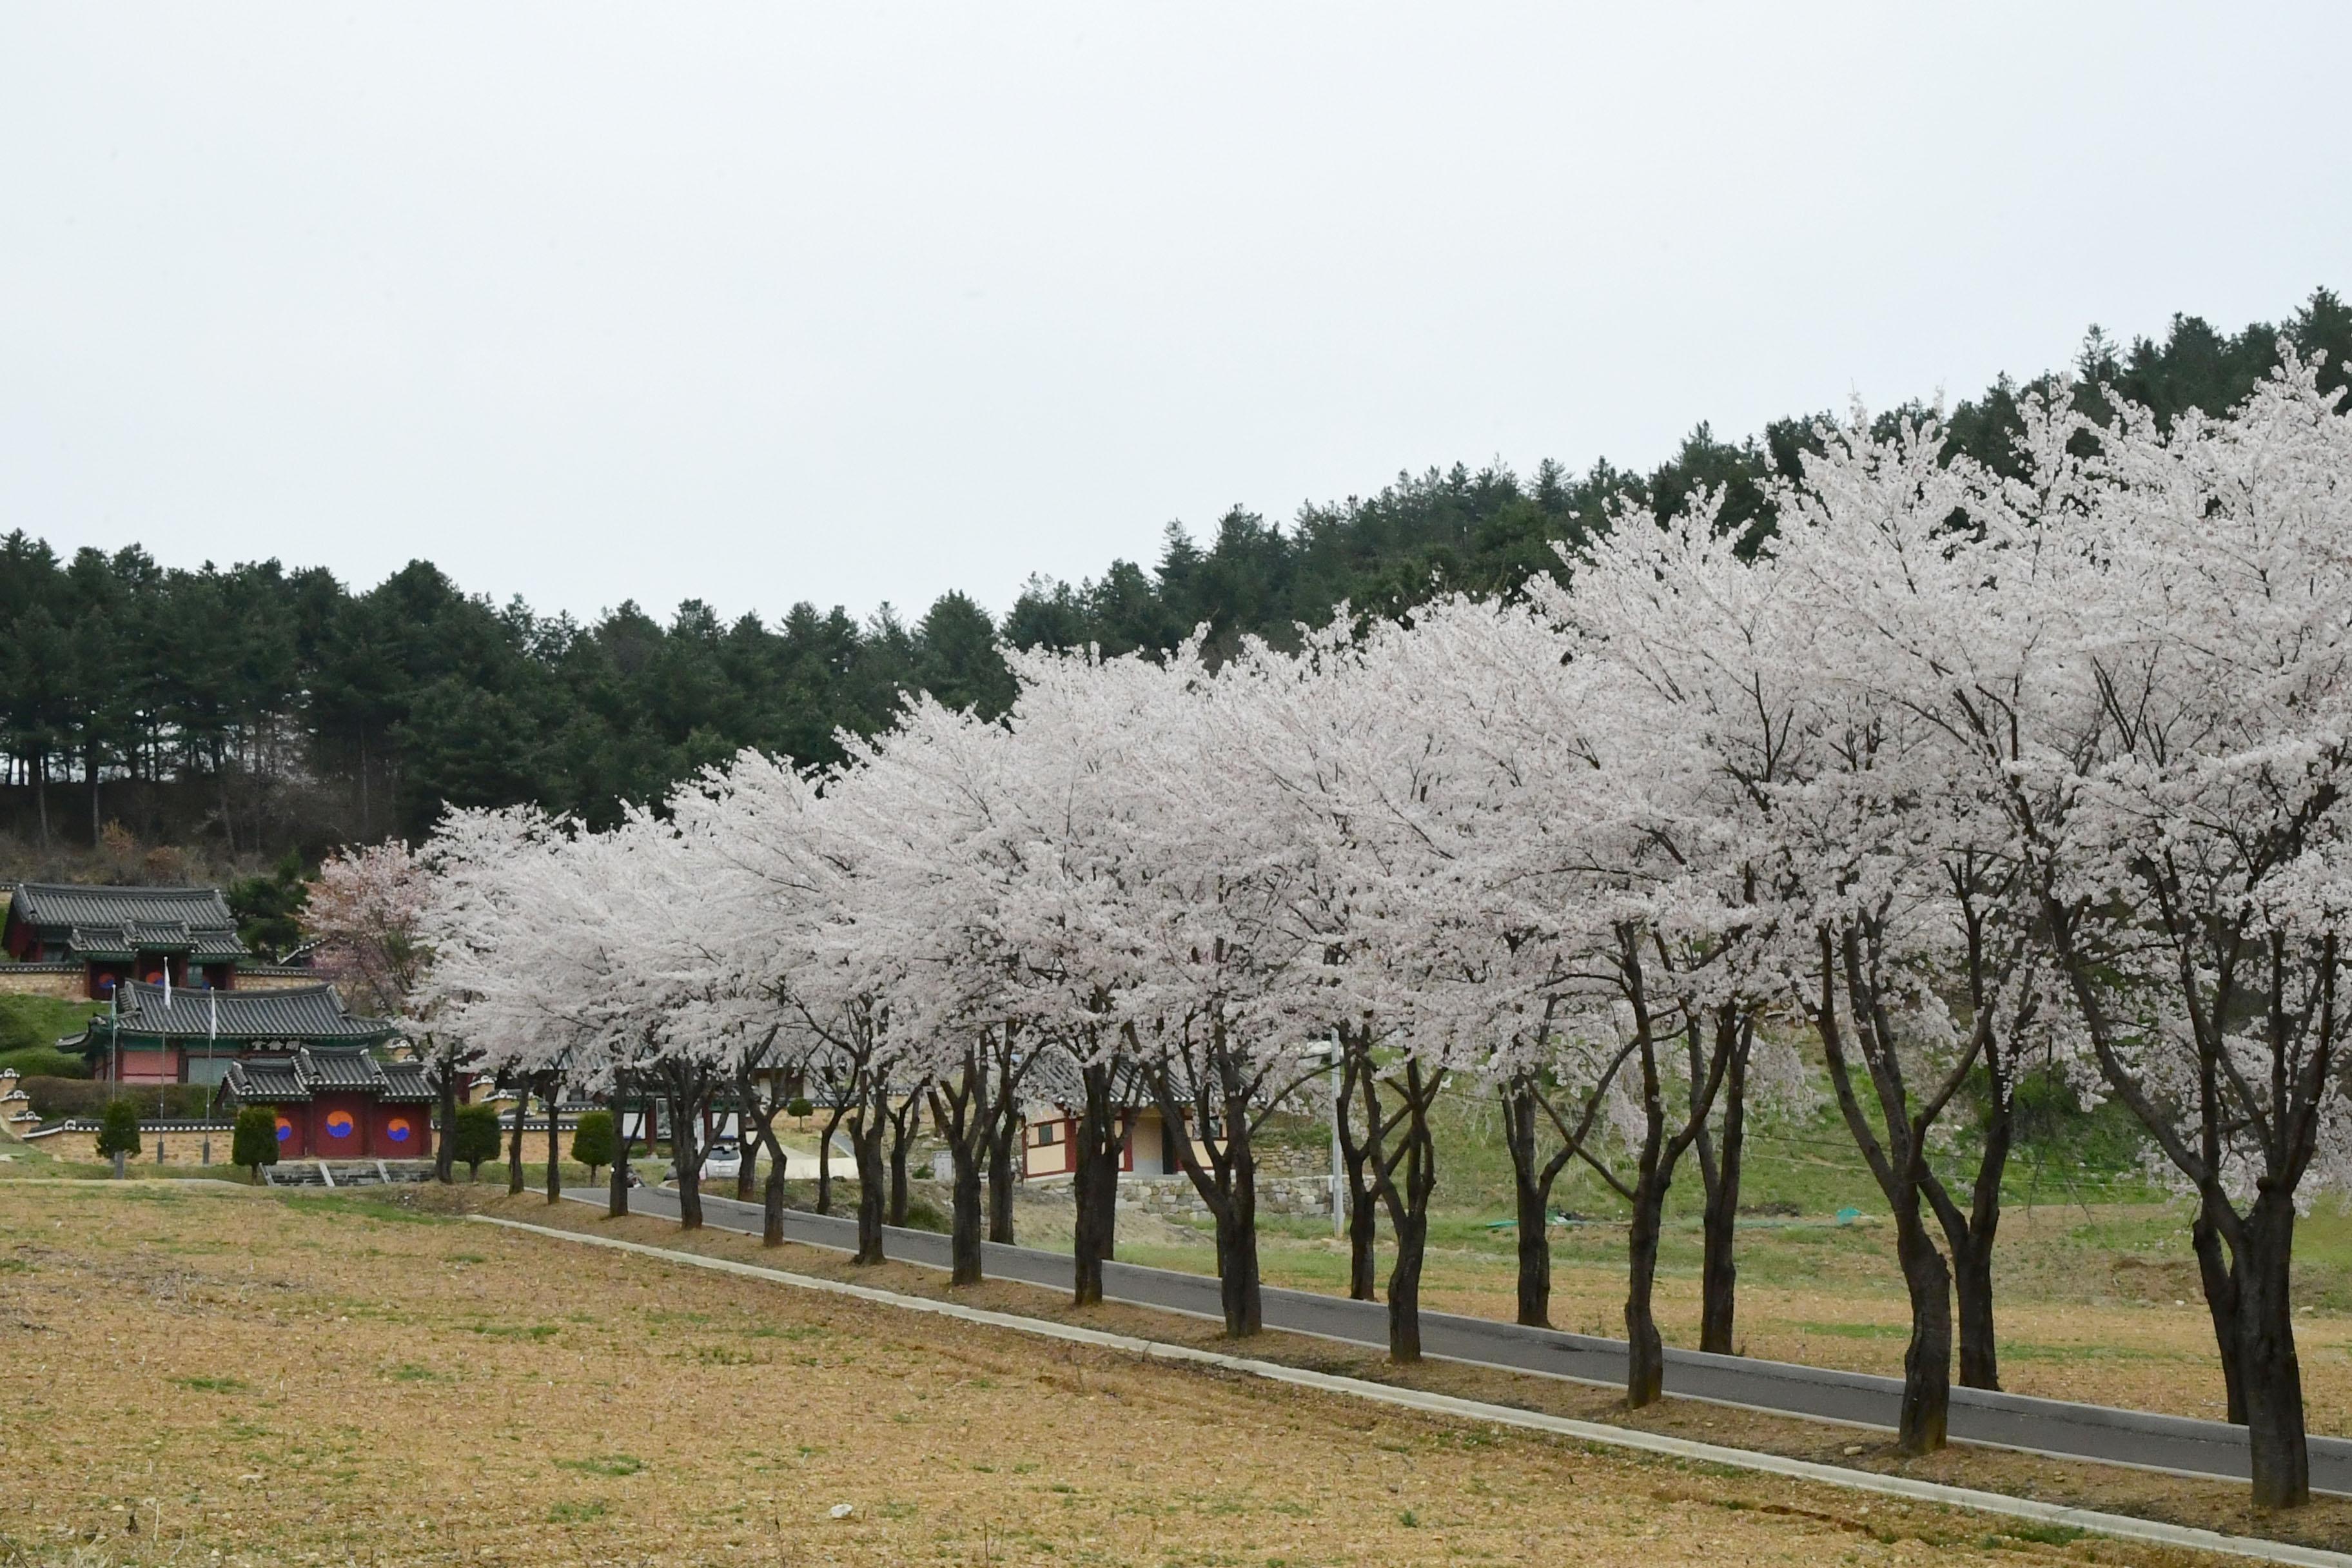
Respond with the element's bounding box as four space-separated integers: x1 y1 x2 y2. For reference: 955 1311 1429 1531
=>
10 883 242 946
103 982 395 1043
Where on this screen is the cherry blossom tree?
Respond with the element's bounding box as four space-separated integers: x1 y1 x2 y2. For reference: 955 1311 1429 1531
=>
305 840 452 1177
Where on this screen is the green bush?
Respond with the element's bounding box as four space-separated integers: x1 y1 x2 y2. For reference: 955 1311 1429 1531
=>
24 1078 210 1122
0 1046 88 1080
571 1110 616 1180
96 1097 141 1164
232 1104 281 1181
452 1102 504 1181
785 1096 813 1119
900 1195 950 1234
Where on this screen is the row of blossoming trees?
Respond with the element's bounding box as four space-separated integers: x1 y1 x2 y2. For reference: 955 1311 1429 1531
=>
370 358 2352 1508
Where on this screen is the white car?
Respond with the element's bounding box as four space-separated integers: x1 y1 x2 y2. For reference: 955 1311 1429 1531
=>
702 1144 743 1181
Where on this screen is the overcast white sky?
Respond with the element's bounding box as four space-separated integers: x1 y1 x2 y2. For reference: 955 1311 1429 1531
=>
4 5 2347 627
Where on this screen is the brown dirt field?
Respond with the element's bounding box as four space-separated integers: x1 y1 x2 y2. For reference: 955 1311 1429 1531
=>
0 1182 2273 1568
455 1187 2352 1558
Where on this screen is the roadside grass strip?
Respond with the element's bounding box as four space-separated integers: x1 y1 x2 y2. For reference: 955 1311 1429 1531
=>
474 1213 2352 1568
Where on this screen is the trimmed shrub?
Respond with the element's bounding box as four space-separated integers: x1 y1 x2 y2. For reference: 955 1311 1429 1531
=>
95 1098 141 1165
0 1046 88 1080
452 1102 503 1181
231 1105 281 1181
25 1078 210 1122
785 1097 814 1119
571 1110 616 1181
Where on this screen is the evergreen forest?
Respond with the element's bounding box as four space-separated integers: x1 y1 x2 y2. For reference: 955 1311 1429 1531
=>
4 289 2347 868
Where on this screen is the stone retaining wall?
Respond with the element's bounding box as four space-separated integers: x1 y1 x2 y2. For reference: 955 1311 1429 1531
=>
1114 1174 1334 1220
0 965 85 1000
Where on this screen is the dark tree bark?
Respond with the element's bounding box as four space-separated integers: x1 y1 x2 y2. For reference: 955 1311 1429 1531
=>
653 1055 720 1233
543 1070 562 1203
431 1037 460 1185
1807 924 1963 1455
608 1070 636 1220
1690 1008 1752 1356
929 1048 998 1286
1498 1074 1572 1329
1070 1056 1124 1308
505 1079 527 1197
2039 895 2335 1506
2235 1191 2311 1509
884 1077 928 1228
1333 1046 1379 1302
1146 1006 1306 1340
1350 1032 1444 1364
986 1102 1019 1246
848 1086 888 1265
2192 1208 2248 1422
814 1098 849 1217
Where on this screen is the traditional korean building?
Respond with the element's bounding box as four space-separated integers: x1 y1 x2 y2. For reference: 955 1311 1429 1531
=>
1 881 297 999
213 1046 436 1159
1017 1048 1208 1180
71 981 400 1088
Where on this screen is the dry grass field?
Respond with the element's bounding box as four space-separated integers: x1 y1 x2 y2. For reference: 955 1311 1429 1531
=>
0 1181 2271 1568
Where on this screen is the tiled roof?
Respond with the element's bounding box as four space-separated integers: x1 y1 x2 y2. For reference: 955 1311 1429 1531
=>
100 982 396 1043
222 1055 310 1104
217 1046 427 1108
380 1061 437 1103
10 883 242 946
300 1045 391 1092
1020 1043 1163 1110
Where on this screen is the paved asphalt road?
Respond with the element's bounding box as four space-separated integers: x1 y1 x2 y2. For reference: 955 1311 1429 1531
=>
565 1183 2352 1494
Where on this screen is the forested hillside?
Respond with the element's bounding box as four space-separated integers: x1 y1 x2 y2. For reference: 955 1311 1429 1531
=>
3 289 2346 867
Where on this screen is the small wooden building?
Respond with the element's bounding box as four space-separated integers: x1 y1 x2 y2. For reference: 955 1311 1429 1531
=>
213 1046 436 1159
1017 1050 1212 1179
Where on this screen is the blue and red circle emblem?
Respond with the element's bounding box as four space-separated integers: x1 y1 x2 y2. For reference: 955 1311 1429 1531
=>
324 1110 356 1140
273 1116 293 1144
385 1117 413 1144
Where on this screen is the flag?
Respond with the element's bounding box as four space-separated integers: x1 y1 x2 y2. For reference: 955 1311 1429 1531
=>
209 990 218 1043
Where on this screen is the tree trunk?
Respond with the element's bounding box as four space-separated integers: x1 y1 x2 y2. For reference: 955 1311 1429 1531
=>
1893 1208 1953 1456
1364 1057 1440 1364
506 1090 527 1196
544 1074 562 1203
2193 1208 2248 1424
762 1162 787 1247
2236 1194 2310 1508
949 1135 984 1286
1159 1061 1264 1339
1387 1206 1426 1362
1071 1066 1121 1307
672 1097 704 1231
1501 1082 1554 1329
1952 1230 1999 1392
1696 1046 1747 1356
1624 1169 1669 1406
608 1077 634 1220
887 1093 917 1228
737 1133 759 1204
433 1047 458 1185
1335 1051 1378 1302
816 1102 848 1217
986 1102 1017 1245
850 1108 887 1265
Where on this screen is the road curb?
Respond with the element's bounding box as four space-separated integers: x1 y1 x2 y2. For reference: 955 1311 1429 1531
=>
473 1213 2352 1568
